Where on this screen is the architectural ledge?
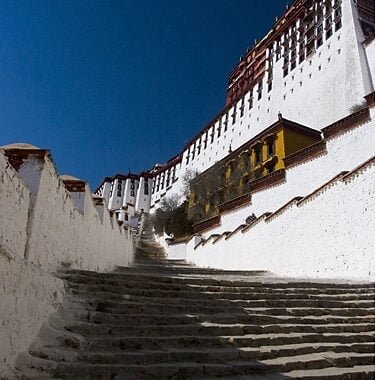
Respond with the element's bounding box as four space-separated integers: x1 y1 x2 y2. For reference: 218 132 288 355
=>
193 215 221 234
283 140 327 168
218 192 252 213
248 169 286 193
322 107 370 139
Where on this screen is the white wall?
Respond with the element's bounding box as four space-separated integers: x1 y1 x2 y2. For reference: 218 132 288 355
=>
0 147 135 378
0 253 64 378
187 158 375 280
0 152 30 259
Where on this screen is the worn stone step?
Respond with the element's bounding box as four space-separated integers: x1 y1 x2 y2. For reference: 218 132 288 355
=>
55 318 375 338
65 297 375 317
261 352 375 372
30 342 375 366
68 285 375 302
66 279 375 296
56 307 375 327
68 292 375 310
281 365 375 379
58 271 375 289
19 353 375 379
88 332 375 351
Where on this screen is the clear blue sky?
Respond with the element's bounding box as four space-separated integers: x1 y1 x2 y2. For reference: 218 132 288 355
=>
0 0 288 188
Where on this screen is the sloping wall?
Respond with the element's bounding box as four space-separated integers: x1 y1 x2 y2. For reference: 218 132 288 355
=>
0 146 135 377
187 157 375 280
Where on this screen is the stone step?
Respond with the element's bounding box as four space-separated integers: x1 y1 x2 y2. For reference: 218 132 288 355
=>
58 271 375 289
54 319 375 338
65 297 375 316
65 279 375 295
56 307 375 326
88 332 375 351
68 285 375 302
281 365 375 379
67 291 375 309
19 352 375 380
29 342 375 366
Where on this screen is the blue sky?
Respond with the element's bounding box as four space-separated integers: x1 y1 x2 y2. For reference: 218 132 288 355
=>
0 0 288 188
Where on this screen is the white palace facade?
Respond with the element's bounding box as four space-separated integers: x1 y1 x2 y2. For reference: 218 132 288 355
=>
95 0 375 224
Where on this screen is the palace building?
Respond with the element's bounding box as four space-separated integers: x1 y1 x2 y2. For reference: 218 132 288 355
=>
95 0 375 227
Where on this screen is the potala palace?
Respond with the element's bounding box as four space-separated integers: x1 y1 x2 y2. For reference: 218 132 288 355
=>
1 0 375 379
96 0 375 278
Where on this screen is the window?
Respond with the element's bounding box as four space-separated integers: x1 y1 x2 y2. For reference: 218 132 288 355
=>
210 127 215 143
130 179 135 196
186 149 190 165
144 180 149 195
254 147 262 165
117 182 122 197
248 90 253 109
335 19 342 31
326 28 333 39
217 122 221 138
257 81 263 100
224 114 228 131
203 132 208 148
232 106 237 124
240 98 245 117
267 140 275 156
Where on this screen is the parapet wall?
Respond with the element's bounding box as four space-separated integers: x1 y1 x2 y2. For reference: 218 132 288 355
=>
0 145 134 377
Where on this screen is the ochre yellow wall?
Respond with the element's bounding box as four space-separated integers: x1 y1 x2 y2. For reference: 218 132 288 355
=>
283 128 321 157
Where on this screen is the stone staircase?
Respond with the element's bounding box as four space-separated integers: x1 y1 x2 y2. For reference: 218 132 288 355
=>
16 223 375 379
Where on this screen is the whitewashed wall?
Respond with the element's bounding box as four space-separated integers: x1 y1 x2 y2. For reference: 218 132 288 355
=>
0 253 64 378
0 147 134 378
0 153 30 259
187 158 375 280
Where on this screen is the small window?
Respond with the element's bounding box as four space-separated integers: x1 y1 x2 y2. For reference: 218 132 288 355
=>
335 20 342 31
267 140 275 156
117 182 122 197
317 36 323 48
144 180 149 195
254 148 262 165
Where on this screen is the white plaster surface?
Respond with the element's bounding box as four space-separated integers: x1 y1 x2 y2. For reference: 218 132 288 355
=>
186 158 375 281
0 149 135 377
0 151 30 260
0 252 65 378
